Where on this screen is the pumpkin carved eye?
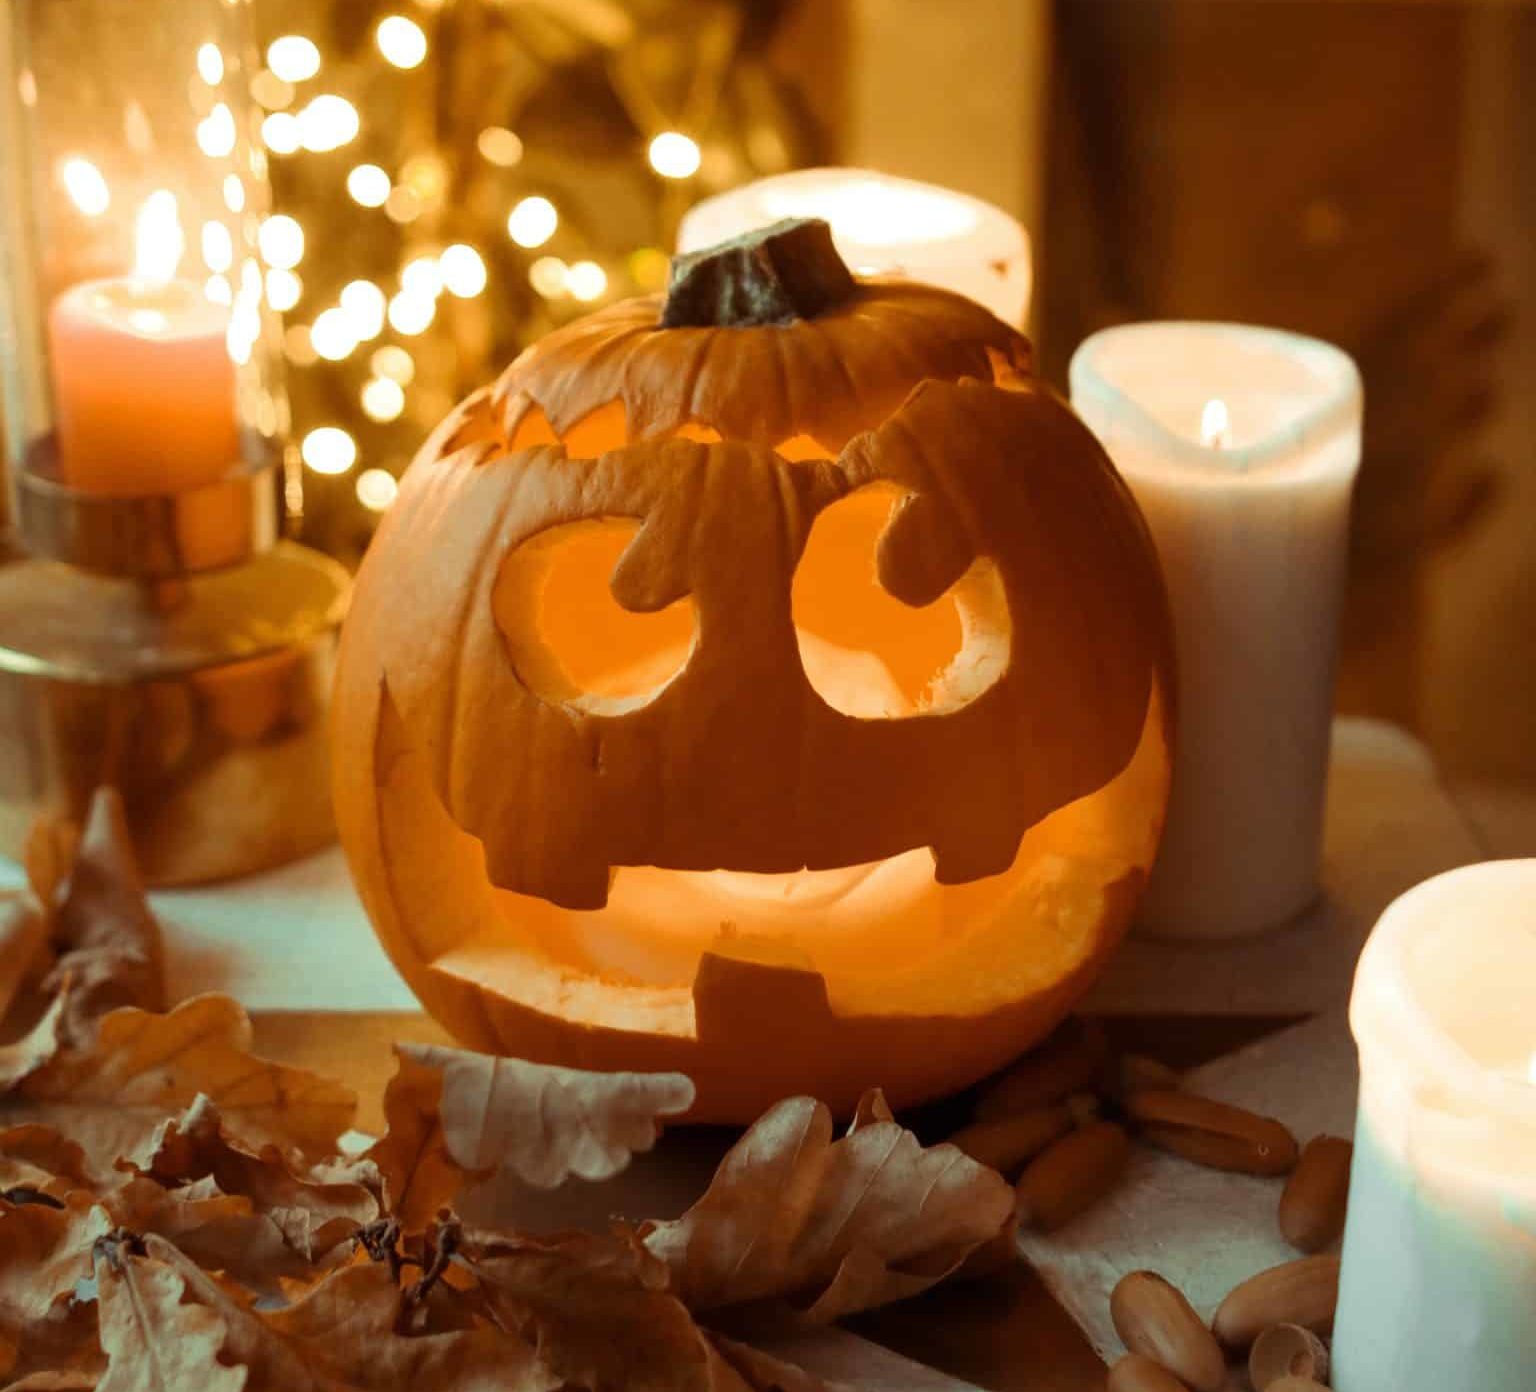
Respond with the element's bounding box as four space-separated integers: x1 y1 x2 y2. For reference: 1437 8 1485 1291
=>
791 482 1011 719
493 517 696 716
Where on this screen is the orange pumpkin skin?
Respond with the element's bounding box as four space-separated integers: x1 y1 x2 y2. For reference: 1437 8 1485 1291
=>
332 270 1175 1123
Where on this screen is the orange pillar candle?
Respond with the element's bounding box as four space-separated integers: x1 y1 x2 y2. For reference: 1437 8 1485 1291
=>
47 191 240 496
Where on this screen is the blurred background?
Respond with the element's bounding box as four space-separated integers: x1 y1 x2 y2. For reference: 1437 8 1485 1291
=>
247 0 1532 781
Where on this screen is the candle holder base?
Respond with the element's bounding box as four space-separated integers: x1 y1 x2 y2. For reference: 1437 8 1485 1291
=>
0 540 347 885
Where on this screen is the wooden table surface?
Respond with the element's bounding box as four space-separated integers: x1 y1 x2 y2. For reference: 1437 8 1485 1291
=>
253 1009 1297 1392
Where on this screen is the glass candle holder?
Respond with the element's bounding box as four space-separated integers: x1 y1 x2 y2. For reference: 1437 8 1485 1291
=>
1071 322 1362 940
1334 861 1536 1392
0 0 286 566
678 167 1032 328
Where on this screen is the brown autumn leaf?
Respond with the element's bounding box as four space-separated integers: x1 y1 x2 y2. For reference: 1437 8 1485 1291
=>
710 1336 851 1392
6 1371 100 1389
132 1095 378 1259
366 1044 694 1229
0 891 52 1026
642 1088 1015 1329
0 987 71 1092
0 1193 112 1376
457 1224 726 1392
6 994 356 1176
36 791 165 1049
0 1124 93 1201
93 1232 245 1392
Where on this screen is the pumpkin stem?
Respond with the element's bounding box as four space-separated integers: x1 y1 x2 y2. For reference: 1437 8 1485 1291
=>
661 218 856 329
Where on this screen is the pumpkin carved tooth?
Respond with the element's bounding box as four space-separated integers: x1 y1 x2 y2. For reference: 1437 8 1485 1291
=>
333 222 1175 1122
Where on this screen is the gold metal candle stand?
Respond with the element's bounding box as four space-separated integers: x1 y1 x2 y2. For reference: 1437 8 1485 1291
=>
0 452 348 885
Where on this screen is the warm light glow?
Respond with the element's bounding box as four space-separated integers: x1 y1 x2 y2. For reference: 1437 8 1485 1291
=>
196 43 225 86
267 35 320 83
1528 1053 1536 1087
376 15 428 68
1200 397 1232 450
507 195 557 248
134 191 184 283
298 95 359 152
387 291 435 335
477 126 523 167
261 111 302 155
566 259 607 302
528 255 567 298
200 221 233 273
361 377 406 422
311 307 359 361
196 103 237 158
371 345 415 385
384 186 421 224
203 274 232 306
356 467 400 510
258 215 304 270
302 426 357 474
60 157 110 216
284 324 317 365
400 255 443 300
439 243 487 298
222 174 246 212
340 280 387 339
250 70 296 111
400 154 447 204
347 163 391 208
648 131 701 180
265 268 302 312
759 177 977 249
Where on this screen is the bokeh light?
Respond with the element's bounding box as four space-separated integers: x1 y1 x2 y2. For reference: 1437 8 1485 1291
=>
371 345 415 385
196 103 237 158
387 292 435 335
440 244 487 298
400 254 443 300
311 307 359 361
507 195 557 248
298 95 360 153
265 268 303 312
196 44 225 86
60 157 110 216
647 131 701 179
340 280 388 339
258 214 304 269
477 126 523 167
377 16 428 69
566 260 607 302
261 111 302 155
347 163 391 208
356 467 400 510
267 35 320 83
200 221 233 273
528 256 567 298
302 426 358 474
361 377 406 423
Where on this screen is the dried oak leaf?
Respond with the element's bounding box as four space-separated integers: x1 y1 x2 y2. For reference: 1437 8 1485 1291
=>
140 1235 555 1392
710 1336 852 1392
0 1124 93 1201
0 987 71 1093
0 891 52 1026
93 1232 246 1392
641 1088 1015 1329
6 994 356 1177
132 1096 377 1260
37 791 166 1049
366 1044 693 1229
0 1193 112 1378
5 1372 99 1390
456 1225 725 1392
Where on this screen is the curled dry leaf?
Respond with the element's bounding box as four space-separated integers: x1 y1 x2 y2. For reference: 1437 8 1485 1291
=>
710 1335 851 1392
365 1044 694 1229
134 1096 378 1260
458 1225 721 1392
0 1125 93 1202
642 1088 1015 1329
36 791 166 1050
8 994 356 1177
93 1232 245 1392
0 891 52 1025
0 988 71 1093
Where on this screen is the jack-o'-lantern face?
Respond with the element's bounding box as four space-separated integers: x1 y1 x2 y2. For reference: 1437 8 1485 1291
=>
333 221 1174 1122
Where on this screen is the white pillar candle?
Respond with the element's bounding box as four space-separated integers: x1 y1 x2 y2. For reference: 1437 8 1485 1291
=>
1333 860 1536 1392
677 167 1031 326
1070 323 1361 939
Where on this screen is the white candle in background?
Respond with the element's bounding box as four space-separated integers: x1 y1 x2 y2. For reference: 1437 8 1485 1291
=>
1070 322 1361 939
1333 861 1536 1392
678 167 1031 326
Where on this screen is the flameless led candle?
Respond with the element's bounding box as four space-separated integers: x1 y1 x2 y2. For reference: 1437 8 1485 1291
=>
1332 861 1536 1392
1070 323 1361 939
677 167 1031 326
47 190 240 495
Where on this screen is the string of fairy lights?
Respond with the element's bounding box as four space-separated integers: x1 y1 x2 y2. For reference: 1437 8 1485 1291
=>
49 1 816 558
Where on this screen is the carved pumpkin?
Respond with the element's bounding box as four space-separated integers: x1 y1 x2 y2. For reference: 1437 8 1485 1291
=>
333 220 1174 1123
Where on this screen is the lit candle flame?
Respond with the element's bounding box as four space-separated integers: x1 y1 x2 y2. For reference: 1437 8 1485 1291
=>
133 190 184 284
1200 397 1231 450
